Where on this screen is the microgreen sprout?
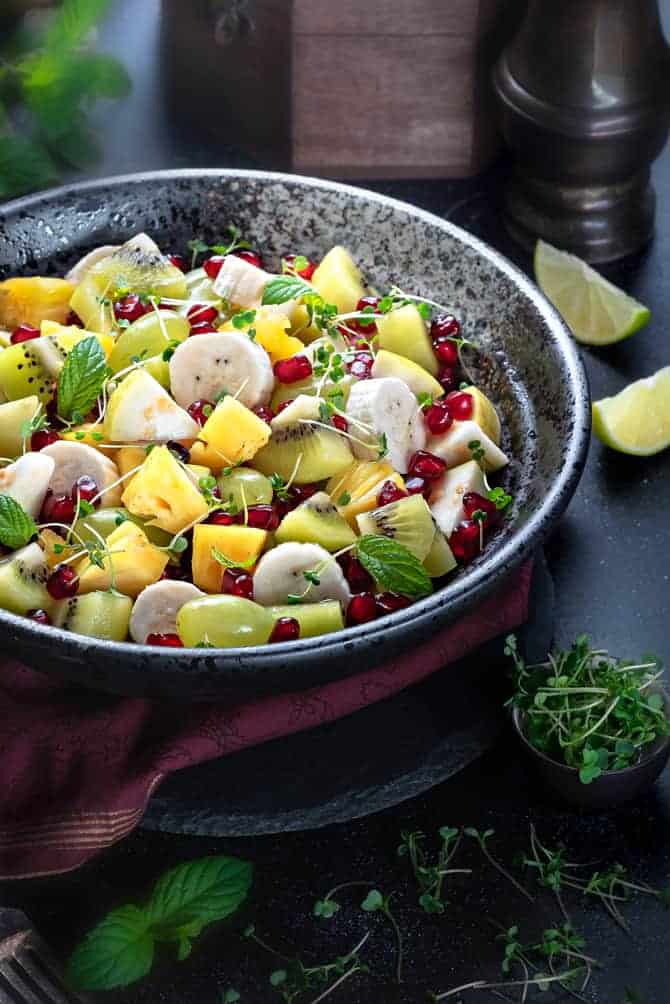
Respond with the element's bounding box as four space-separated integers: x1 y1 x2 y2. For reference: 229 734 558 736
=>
464 828 534 903
398 826 470 914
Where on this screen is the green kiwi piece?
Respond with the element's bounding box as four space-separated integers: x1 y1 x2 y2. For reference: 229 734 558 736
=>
0 342 54 403
254 422 353 484
423 530 457 578
217 467 273 509
356 494 435 561
269 601 344 638
275 491 356 551
0 542 51 615
53 590 132 641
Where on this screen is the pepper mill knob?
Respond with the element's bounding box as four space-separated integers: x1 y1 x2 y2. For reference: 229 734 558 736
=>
493 0 670 263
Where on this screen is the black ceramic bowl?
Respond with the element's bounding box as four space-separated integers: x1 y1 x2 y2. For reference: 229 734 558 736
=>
0 170 590 700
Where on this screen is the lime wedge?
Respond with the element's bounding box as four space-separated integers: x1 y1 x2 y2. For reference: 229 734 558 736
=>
534 240 650 345
592 367 670 455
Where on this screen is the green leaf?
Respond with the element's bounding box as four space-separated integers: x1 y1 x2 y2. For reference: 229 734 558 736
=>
361 889 384 912
145 855 253 932
222 991 241 1004
0 134 58 200
262 275 315 306
355 535 432 599
0 495 37 550
57 336 108 421
270 970 287 987
67 905 154 991
44 0 114 51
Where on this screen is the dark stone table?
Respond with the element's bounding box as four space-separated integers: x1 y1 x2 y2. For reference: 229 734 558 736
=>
1 3 669 1002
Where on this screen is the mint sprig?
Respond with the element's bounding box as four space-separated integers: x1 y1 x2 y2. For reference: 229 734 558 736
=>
67 855 252 991
262 275 315 306
57 336 108 422
0 495 38 550
355 535 432 599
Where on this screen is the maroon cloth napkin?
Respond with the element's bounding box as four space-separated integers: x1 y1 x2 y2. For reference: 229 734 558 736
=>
0 564 532 879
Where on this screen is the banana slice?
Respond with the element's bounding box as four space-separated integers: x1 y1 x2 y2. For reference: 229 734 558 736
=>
271 393 322 429
212 255 270 309
253 542 352 609
345 377 426 473
130 580 204 643
429 460 488 536
169 331 274 410
41 441 123 507
66 245 120 285
0 453 55 517
428 420 508 473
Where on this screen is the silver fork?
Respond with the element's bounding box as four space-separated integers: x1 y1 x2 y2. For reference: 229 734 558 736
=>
0 911 90 1004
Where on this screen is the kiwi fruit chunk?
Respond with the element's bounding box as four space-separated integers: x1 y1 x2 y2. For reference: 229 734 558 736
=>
0 342 55 403
254 421 353 484
275 491 356 551
53 590 132 641
424 530 457 578
217 467 273 509
269 601 344 638
0 542 51 615
0 395 41 458
356 494 435 561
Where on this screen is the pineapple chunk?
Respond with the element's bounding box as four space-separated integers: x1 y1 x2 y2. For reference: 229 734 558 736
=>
377 304 438 376
219 308 304 363
39 528 76 569
0 277 74 329
290 304 322 344
40 321 115 359
192 524 267 593
327 460 405 527
61 424 115 459
311 246 366 314
116 445 148 481
122 445 208 535
459 386 502 446
190 396 271 471
76 521 168 597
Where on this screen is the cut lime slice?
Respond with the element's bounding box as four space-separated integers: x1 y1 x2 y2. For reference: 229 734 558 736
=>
534 240 650 346
592 367 670 455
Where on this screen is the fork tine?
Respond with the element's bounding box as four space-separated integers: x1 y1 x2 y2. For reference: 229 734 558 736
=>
0 930 87 1004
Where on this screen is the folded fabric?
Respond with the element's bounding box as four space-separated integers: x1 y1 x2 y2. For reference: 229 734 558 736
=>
0 563 532 879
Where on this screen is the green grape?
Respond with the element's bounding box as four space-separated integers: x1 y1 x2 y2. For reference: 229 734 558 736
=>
176 596 274 648
216 467 273 509
107 310 190 374
74 507 171 548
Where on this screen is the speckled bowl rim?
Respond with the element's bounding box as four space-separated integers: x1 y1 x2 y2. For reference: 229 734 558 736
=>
0 168 590 671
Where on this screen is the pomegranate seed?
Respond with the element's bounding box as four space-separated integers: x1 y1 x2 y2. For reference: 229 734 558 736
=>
408 450 447 481
331 414 348 433
377 480 408 507
203 255 225 279
189 321 218 336
431 314 461 342
222 567 254 600
347 351 374 380
65 310 83 327
160 564 190 581
253 404 274 424
424 400 453 436
270 616 301 642
167 441 190 464
71 475 99 506
346 592 378 626
376 593 412 615
167 253 187 272
446 391 473 421
31 429 60 451
288 484 319 507
463 491 501 527
10 324 40 344
274 355 313 384
113 294 150 323
41 492 76 525
187 398 214 426
208 511 236 526
405 476 432 500
433 339 459 367
187 303 219 325
449 520 482 564
349 295 382 335
243 504 280 531
283 254 317 280
275 400 294 415
46 564 79 600
337 554 374 593
438 366 458 393
27 608 51 625
234 249 263 269
146 632 184 647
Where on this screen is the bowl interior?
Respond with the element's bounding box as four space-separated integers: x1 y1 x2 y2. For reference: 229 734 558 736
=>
0 171 589 699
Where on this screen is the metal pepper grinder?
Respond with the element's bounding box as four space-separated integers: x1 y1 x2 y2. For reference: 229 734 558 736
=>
493 0 670 263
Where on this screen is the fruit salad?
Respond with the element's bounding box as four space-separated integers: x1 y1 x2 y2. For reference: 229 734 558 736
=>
0 231 511 648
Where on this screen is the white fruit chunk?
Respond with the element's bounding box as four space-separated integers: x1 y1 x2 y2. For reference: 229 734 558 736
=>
428 421 508 473
429 460 488 537
0 452 55 517
130 580 205 643
169 331 274 410
104 369 200 443
41 440 123 507
212 255 271 308
253 542 352 608
346 377 426 473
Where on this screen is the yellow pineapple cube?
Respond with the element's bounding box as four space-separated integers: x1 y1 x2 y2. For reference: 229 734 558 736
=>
327 460 406 526
0 277 74 329
190 396 271 471
311 246 366 314
219 308 304 363
192 524 267 593
40 321 114 358
39 528 76 569
117 446 148 479
76 521 168 597
121 445 208 535
290 304 322 344
61 424 115 459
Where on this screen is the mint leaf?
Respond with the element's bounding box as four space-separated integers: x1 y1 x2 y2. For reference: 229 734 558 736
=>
0 495 38 549
44 0 113 51
67 905 154 991
57 336 108 421
145 855 253 933
262 275 315 306
355 535 432 599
